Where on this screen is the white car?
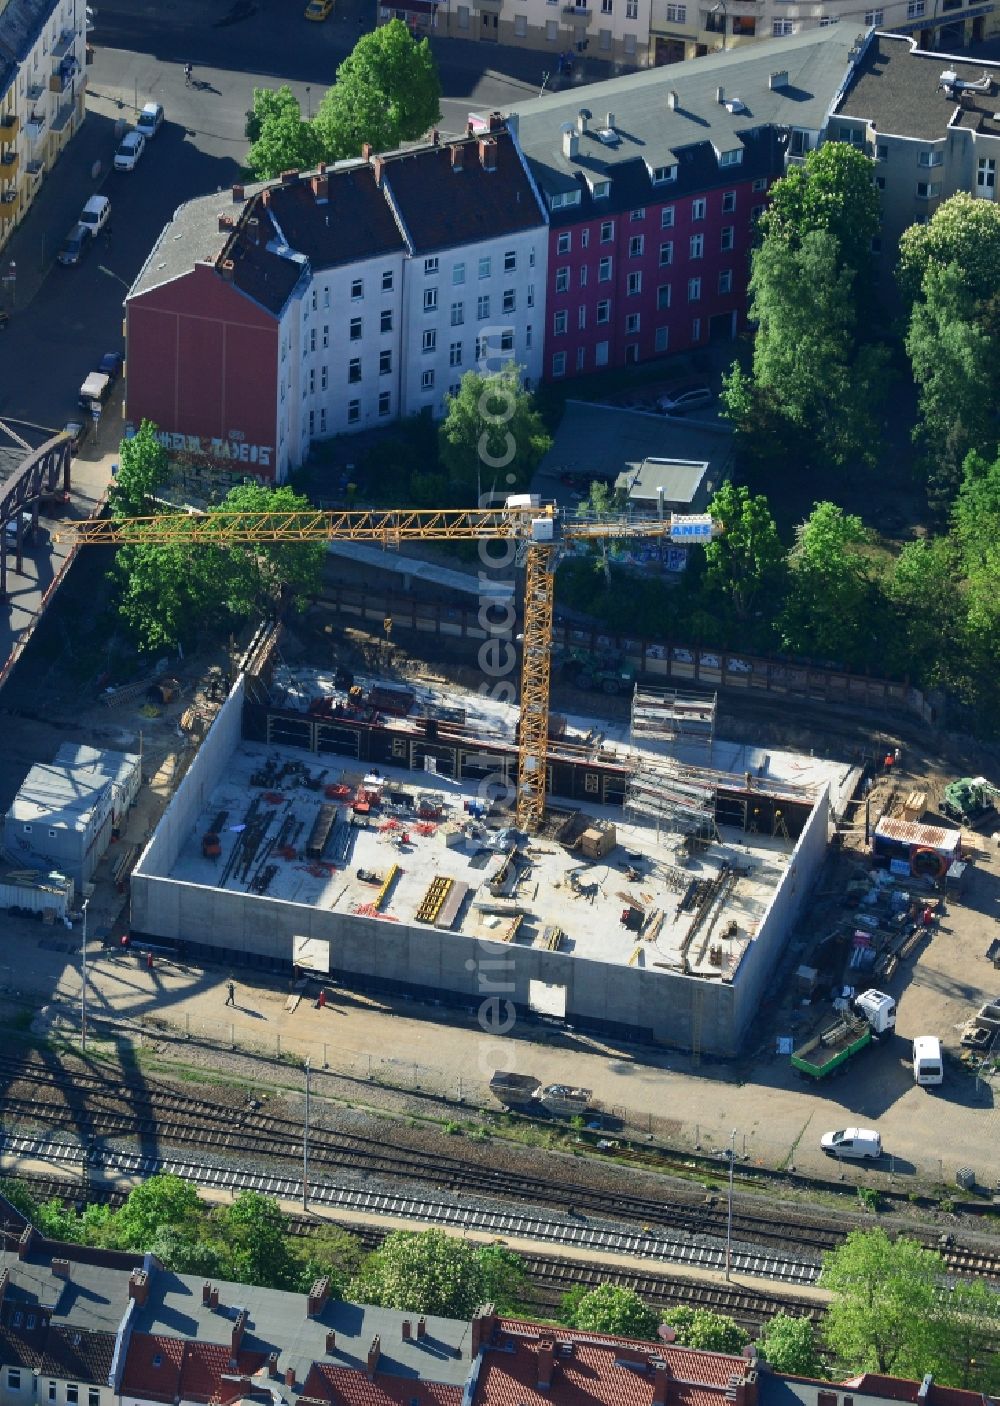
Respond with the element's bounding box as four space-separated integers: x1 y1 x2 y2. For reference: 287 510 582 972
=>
820 1128 882 1161
657 385 714 414
136 102 164 139
114 129 145 171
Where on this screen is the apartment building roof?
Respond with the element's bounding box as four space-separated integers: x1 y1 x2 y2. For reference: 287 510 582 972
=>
262 164 406 270
538 401 732 492
302 1363 463 1406
0 1251 133 1334
378 131 545 252
121 1334 270 1403
836 33 1000 140
0 0 59 99
759 1372 995 1406
510 25 862 213
130 185 262 300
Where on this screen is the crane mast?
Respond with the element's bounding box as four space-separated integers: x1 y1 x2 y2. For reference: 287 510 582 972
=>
66 501 720 831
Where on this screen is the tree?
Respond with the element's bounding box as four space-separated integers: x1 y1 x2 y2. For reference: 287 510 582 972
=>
111 420 169 518
291 1224 363 1296
0 1179 40 1224
147 1226 227 1278
663 1307 749 1354
929 1277 1000 1395
314 21 441 162
211 483 327 617
821 1229 941 1376
214 1192 296 1290
703 483 786 622
897 192 1000 308
562 1284 659 1341
780 503 880 666
350 1229 524 1319
112 1175 203 1252
246 86 323 181
438 365 551 499
757 1314 824 1377
883 537 963 686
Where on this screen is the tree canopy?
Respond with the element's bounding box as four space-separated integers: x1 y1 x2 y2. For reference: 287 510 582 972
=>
314 21 441 161
111 419 169 517
663 1307 750 1354
245 86 323 181
438 365 551 499
349 1229 524 1319
756 1314 824 1377
703 482 785 623
560 1284 660 1341
780 502 877 665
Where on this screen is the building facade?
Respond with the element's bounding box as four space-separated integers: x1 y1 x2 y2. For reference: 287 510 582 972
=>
0 0 87 253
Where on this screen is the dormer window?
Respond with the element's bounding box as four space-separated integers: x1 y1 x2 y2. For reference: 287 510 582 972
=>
550 190 581 210
651 164 677 184
719 149 743 167
589 178 611 199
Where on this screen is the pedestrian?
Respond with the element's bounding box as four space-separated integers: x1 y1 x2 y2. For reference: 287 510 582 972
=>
226 980 235 1007
146 951 154 971
185 62 193 86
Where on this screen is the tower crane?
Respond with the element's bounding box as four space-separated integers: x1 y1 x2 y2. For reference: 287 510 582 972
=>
68 498 721 831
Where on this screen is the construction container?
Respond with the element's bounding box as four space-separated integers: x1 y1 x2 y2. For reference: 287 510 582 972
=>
489 1070 540 1108
0 870 74 919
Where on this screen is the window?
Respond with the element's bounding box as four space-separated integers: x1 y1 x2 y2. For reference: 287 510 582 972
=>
660 206 675 229
627 271 642 295
553 310 568 335
382 270 394 292
977 157 996 193
691 197 706 221
665 3 686 19
422 329 437 353
552 351 567 377
378 391 391 416
453 262 466 285
502 288 516 314
751 204 765 223
876 142 888 161
918 150 943 167
383 309 396 334
449 341 463 366
722 190 736 213
581 228 590 247
557 232 571 255
504 249 517 271
424 256 439 275
598 256 612 281
600 220 614 242
595 340 609 367
67 1388 78 1405
526 324 533 348
478 256 492 279
500 330 514 353
89 1392 100 1406
718 269 732 293
625 312 640 334
527 284 535 307
578 304 587 329
8 1371 21 1391
864 7 883 22
719 149 743 167
579 265 588 286
424 288 438 311
655 326 669 352
308 410 314 436
320 408 327 433
629 234 644 257
308 369 315 394
721 225 734 251
596 299 610 323
322 325 329 348
349 318 362 341
688 277 701 301
659 241 673 265
556 267 570 293
475 334 486 362
630 207 646 222
875 175 886 190
691 317 701 341
477 294 491 319
451 302 464 326
657 284 671 310
321 366 328 390
351 279 363 300
689 234 704 259
421 369 435 390
652 165 677 184
48 1384 56 1403
576 346 586 370
348 359 361 383
449 381 461 396
602 0 612 12
773 18 793 34
311 288 317 312
309 328 316 352
752 177 767 192
907 0 924 12
591 179 611 199
626 0 637 16
916 180 942 198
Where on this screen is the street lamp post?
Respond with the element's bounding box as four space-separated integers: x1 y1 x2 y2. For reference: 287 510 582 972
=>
80 898 90 1051
302 1056 311 1211
725 1127 736 1281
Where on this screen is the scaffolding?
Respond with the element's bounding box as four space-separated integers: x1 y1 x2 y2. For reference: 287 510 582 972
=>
625 759 720 843
630 686 717 757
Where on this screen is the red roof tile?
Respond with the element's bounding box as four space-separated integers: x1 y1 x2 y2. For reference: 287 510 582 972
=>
301 1364 462 1406
839 1376 988 1406
123 1333 186 1402
179 1342 270 1402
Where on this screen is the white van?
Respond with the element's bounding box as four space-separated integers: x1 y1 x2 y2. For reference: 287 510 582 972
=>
913 1035 944 1086
820 1128 882 1161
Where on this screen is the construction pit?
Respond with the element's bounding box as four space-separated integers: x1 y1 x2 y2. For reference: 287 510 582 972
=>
131 659 860 1055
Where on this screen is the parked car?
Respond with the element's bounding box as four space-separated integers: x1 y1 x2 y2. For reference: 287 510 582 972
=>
98 351 124 384
62 419 92 455
136 102 164 139
820 1128 882 1161
114 129 145 172
657 385 714 414
79 194 110 238
304 0 334 16
78 371 112 412
57 223 90 267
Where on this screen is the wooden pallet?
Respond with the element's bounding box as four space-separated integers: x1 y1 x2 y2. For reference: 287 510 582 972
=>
416 875 453 924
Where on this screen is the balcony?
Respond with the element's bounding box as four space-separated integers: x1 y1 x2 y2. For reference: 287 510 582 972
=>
0 192 17 221
27 82 45 103
25 112 46 141
49 71 69 93
52 27 79 60
52 100 77 134
563 3 597 22
0 151 19 181
0 114 18 144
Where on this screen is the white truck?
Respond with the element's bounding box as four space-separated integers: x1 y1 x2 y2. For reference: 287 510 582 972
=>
0 870 74 921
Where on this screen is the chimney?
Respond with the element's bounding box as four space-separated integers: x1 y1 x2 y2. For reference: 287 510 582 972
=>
232 182 245 202
284 1367 295 1388
917 1377 934 1402
537 1340 555 1392
716 86 725 104
267 1353 279 1379
606 110 616 129
488 110 503 131
373 156 385 186
280 168 299 185
451 144 465 171
769 69 789 89
367 1335 381 1379
318 161 327 173
52 1259 71 1281
561 126 579 160
17 1225 33 1261
128 1270 149 1305
727 1371 759 1406
362 142 373 160
667 91 679 110
202 1282 212 1306
324 1332 336 1355
576 108 589 134
402 1320 412 1341
231 1308 249 1353
307 1278 332 1319
311 172 329 201
653 1363 671 1406
209 1287 220 1310
218 213 234 232
467 119 475 136
479 138 497 172
432 128 440 145
416 1318 426 1340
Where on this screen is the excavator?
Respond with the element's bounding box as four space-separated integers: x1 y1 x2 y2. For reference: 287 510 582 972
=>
941 776 1000 828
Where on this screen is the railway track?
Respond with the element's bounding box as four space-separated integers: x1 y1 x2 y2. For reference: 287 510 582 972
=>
0 1055 997 1284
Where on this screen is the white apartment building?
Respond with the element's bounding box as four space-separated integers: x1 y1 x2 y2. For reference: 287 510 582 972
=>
384 0 652 67
0 0 88 251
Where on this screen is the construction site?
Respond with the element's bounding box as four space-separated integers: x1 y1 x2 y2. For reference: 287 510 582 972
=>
130 639 860 1056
